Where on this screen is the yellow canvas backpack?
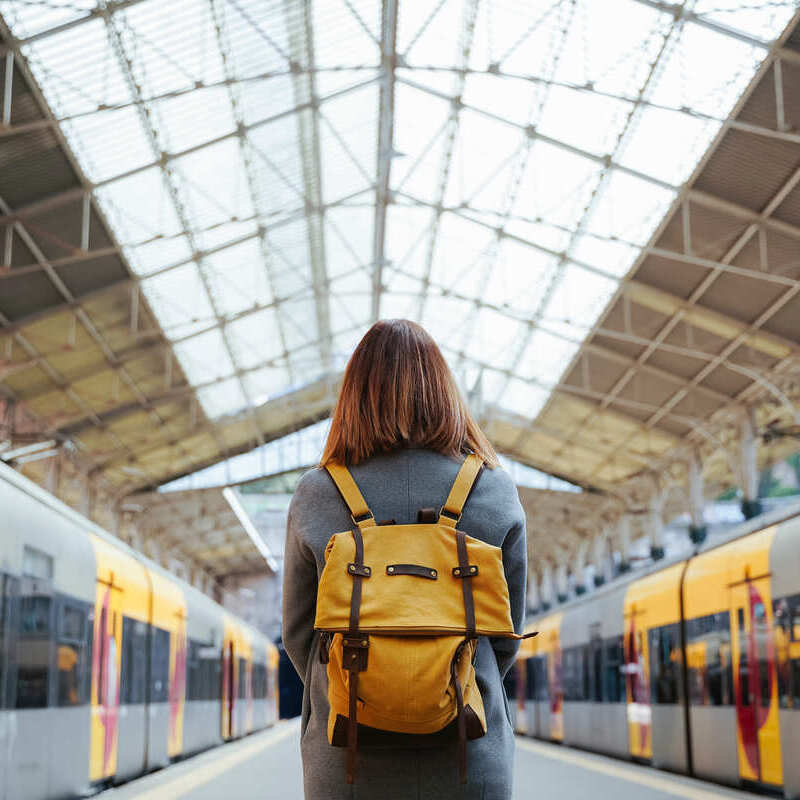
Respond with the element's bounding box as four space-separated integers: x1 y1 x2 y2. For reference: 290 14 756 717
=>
314 453 535 784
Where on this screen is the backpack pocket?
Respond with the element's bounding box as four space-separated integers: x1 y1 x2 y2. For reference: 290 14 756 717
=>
325 633 486 739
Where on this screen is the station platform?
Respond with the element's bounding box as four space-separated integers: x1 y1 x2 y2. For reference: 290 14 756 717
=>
97 720 764 800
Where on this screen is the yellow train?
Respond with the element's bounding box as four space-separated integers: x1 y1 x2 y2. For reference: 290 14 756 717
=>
0 460 279 800
508 505 800 799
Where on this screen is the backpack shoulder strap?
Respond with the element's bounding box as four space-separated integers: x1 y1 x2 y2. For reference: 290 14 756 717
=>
438 453 483 527
325 462 376 530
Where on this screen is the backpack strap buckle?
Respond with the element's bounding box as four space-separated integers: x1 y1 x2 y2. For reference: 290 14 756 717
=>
347 563 371 577
438 505 461 525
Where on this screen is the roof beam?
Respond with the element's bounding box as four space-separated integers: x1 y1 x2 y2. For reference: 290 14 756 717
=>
371 0 398 321
623 280 797 360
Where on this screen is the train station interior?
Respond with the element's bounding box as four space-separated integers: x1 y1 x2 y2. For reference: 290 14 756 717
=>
1 1 800 798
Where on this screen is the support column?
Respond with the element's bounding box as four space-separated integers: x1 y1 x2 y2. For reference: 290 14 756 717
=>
540 562 554 611
648 495 665 561
526 576 540 615
688 451 707 544
574 541 590 595
555 561 569 604
740 410 762 519
617 515 633 574
593 530 612 587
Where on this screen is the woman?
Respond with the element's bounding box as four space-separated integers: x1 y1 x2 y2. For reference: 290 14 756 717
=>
283 319 527 799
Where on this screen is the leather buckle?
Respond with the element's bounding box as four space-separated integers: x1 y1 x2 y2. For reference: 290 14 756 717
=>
351 511 374 527
439 505 461 524
347 563 371 577
342 635 369 672
452 565 479 578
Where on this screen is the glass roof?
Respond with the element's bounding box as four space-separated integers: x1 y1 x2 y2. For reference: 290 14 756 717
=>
4 0 796 430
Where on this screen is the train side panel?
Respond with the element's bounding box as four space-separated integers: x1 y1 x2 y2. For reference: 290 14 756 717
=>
683 536 740 787
623 561 687 772
87 534 151 785
1 471 95 800
183 586 225 756
560 584 628 758
771 516 800 800
145 566 187 769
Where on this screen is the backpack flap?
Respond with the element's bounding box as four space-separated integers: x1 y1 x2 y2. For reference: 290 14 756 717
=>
314 523 515 636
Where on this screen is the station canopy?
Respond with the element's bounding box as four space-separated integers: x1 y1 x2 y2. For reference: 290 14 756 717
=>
1 0 799 502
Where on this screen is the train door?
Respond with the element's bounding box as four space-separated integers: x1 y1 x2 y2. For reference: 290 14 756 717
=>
730 576 783 788
221 640 234 739
623 603 651 760
90 574 123 782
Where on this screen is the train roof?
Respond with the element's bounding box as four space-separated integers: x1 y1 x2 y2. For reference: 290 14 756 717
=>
0 459 272 645
529 500 800 623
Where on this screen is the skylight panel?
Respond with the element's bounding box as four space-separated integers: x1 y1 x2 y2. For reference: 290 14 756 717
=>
153 87 237 154
226 309 284 370
616 104 717 187
142 262 216 339
397 0 463 65
202 237 272 317
568 234 639 280
264 219 314 297
542 262 618 330
128 235 193 278
64 105 155 184
442 108 526 212
508 139 602 233
462 307 526 372
319 83 378 205
244 365 292 406
390 82 452 202
584 168 675 246
22 17 129 118
516 329 581 383
427 212 498 297
483 239 559 314
96 167 185 253
0 1 95 38
534 84 632 161
384 204 435 281
197 376 247 419
121 0 226 95
692 1 796 42
173 138 255 234
647 18 765 118
173 327 236 385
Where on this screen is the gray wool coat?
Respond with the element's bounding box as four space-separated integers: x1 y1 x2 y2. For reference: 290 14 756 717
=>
282 447 527 800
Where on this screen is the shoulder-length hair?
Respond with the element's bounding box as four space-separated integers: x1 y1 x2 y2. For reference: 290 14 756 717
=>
319 319 498 468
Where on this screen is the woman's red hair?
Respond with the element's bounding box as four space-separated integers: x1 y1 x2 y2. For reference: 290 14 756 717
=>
319 319 498 468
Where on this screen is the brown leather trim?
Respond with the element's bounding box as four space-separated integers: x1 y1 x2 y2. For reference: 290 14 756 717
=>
348 526 365 633
456 531 476 637
347 563 371 577
463 704 484 740
386 564 438 580
417 507 437 523
330 711 485 749
345 525 367 783
452 565 478 578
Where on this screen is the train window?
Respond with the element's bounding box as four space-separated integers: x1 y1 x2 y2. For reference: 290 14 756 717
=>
238 658 247 699
604 636 624 703
525 657 536 701
57 602 89 706
151 627 170 704
15 591 53 708
591 641 603 703
649 623 681 705
121 617 148 704
252 663 267 699
0 575 14 709
582 644 592 701
686 612 732 707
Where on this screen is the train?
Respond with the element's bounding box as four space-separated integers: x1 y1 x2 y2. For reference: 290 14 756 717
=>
507 503 800 799
0 460 279 800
